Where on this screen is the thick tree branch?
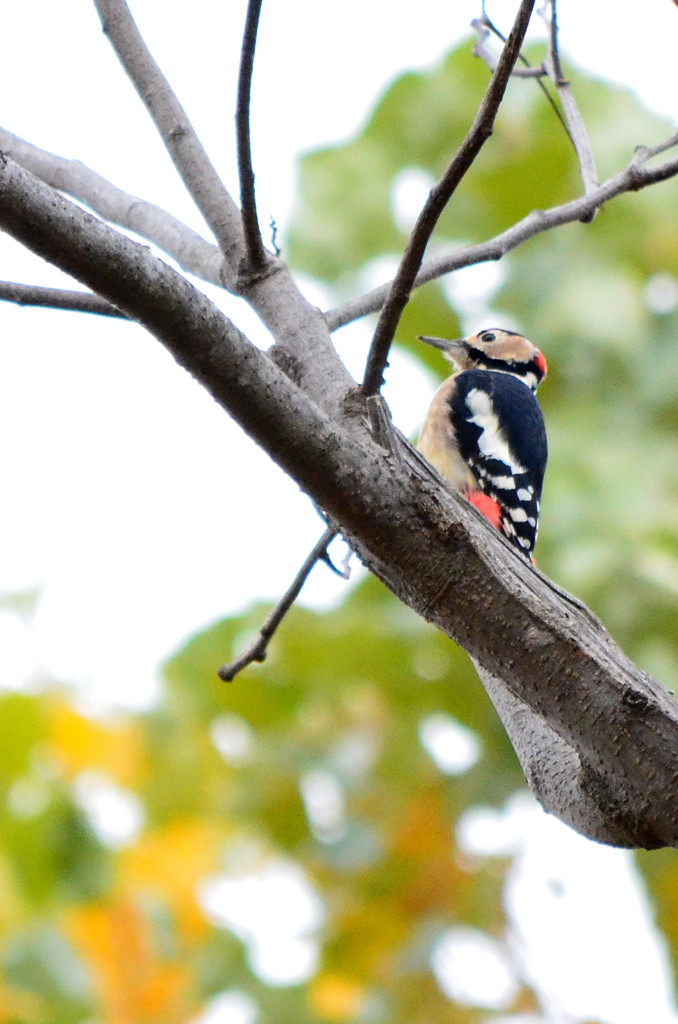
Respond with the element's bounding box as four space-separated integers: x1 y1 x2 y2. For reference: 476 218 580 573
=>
236 0 268 276
0 281 125 317
326 136 678 331
1 152 678 849
93 0 244 281
0 141 350 412
0 127 224 288
360 0 536 397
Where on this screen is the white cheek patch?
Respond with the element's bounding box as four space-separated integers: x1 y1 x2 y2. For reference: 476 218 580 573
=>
465 388 526 474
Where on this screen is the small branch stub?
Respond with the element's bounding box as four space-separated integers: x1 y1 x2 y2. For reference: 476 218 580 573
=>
0 280 126 317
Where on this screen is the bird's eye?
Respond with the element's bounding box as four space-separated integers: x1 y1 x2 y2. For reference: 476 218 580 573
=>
480 331 496 343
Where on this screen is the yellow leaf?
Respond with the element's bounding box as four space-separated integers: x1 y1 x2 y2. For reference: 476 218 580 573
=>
64 897 195 1024
118 818 222 941
49 701 144 787
0 981 45 1023
309 974 367 1021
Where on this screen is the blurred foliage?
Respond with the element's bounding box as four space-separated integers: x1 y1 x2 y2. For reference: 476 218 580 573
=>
3 32 678 1024
0 582 528 1023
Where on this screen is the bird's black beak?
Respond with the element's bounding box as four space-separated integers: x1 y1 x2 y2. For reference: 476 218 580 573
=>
418 334 463 351
417 335 469 365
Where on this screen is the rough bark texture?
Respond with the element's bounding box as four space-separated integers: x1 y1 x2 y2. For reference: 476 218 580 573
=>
1 152 677 849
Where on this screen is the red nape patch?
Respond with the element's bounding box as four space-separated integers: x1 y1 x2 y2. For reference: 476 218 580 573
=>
536 351 548 380
466 491 502 530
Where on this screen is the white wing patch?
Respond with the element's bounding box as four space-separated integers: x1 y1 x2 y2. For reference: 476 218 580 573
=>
492 475 516 490
508 507 528 522
464 388 526 473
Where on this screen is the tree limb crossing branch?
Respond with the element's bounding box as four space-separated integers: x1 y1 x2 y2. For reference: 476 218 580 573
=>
326 136 678 331
1 152 677 849
361 0 536 398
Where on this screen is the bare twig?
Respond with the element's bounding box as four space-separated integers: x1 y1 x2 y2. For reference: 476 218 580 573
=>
471 16 544 77
540 0 599 199
473 11 572 142
639 130 678 159
325 133 678 331
0 127 224 288
360 0 536 398
93 0 244 280
0 281 126 317
236 0 268 276
218 526 340 681
543 0 564 80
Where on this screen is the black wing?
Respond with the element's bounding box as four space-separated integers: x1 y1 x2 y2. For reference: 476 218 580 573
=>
448 370 548 555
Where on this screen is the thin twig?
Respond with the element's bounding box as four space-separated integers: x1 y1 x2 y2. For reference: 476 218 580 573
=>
0 281 127 317
0 127 224 288
325 131 678 332
236 0 268 276
93 0 244 281
474 10 572 144
360 0 536 398
544 0 564 80
218 526 340 682
471 16 544 77
637 130 678 160
540 0 599 199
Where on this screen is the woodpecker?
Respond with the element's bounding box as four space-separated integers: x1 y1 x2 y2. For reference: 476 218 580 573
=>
417 327 548 558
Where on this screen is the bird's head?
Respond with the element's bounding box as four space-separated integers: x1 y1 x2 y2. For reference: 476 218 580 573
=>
418 327 548 392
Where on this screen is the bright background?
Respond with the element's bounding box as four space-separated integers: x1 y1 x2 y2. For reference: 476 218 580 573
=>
1 4 678 1024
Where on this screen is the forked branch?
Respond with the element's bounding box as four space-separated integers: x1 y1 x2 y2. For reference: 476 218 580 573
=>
539 0 599 199
326 133 678 331
475 2 598 199
0 127 224 288
93 0 244 280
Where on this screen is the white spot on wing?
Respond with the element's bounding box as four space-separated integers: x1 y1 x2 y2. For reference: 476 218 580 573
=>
516 487 533 501
509 507 528 522
465 389 526 473
491 475 516 490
